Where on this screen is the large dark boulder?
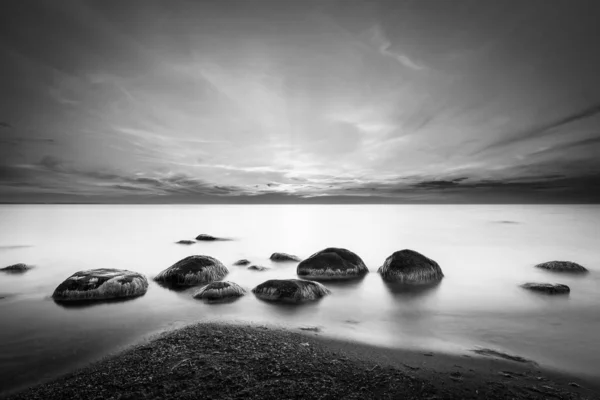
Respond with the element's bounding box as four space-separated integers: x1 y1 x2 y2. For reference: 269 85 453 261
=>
252 279 331 303
296 248 368 280
154 255 228 286
1 263 32 272
535 261 588 273
521 283 570 295
270 252 301 262
378 250 444 284
193 281 246 301
52 268 148 302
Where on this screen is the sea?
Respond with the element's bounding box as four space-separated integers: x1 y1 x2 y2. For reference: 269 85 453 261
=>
0 204 599 394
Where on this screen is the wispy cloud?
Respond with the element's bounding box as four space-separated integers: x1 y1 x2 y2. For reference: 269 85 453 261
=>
370 25 426 71
476 102 600 154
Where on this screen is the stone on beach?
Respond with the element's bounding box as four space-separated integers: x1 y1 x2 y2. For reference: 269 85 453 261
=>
270 252 301 262
248 265 269 271
52 268 148 302
378 249 444 284
233 259 251 266
154 255 228 286
195 234 228 241
535 261 588 273
521 283 570 295
0 263 32 272
252 279 331 303
193 281 246 301
296 248 368 280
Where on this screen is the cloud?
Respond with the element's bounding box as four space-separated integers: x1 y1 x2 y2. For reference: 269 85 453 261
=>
370 25 425 71
476 102 600 154
529 136 600 156
0 122 12 129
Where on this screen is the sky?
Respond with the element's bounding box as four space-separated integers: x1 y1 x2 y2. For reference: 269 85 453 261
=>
1 0 600 203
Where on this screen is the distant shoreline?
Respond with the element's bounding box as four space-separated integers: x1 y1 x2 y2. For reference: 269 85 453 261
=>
5 322 598 400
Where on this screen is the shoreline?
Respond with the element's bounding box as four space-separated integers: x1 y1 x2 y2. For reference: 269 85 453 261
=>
4 322 598 400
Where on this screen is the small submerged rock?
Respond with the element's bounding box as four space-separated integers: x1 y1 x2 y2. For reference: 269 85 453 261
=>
193 281 246 301
154 255 228 287
252 279 331 303
0 263 32 272
270 252 301 262
535 261 588 273
195 234 228 241
52 268 149 302
297 248 368 280
233 259 251 266
378 249 444 284
176 240 196 245
248 265 269 271
521 283 570 295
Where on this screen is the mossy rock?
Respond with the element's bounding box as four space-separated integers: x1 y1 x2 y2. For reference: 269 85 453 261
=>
270 252 301 262
521 283 570 295
297 248 368 280
378 250 444 284
1 263 32 272
252 279 331 303
154 255 228 286
193 281 246 301
233 259 251 266
535 261 588 273
52 268 148 302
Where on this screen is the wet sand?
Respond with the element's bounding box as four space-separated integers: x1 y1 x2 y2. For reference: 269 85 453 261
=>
4 322 599 399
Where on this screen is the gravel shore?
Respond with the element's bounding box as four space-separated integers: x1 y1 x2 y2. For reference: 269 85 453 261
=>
5 323 598 400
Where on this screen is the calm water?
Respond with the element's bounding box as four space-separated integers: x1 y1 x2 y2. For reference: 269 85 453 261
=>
0 204 599 394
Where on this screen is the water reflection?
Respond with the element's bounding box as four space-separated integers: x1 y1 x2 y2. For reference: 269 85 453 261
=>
53 295 147 309
381 280 441 299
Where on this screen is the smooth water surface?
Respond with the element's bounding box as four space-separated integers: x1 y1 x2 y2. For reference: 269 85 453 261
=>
0 204 599 394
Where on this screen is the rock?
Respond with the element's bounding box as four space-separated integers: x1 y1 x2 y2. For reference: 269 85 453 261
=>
521 283 570 295
154 255 228 286
195 234 228 241
269 252 301 262
296 248 368 280
378 249 444 284
535 261 588 273
52 268 148 302
176 240 195 245
0 263 32 272
233 259 251 266
193 281 246 301
248 265 269 271
252 279 331 303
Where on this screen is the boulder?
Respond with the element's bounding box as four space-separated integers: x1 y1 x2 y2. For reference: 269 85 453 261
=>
52 268 148 302
176 240 196 245
296 248 368 280
1 263 31 272
193 281 246 301
233 259 251 266
521 282 570 295
154 255 228 286
535 261 588 273
378 250 444 284
252 279 331 303
270 252 301 262
248 265 269 271
195 234 228 241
